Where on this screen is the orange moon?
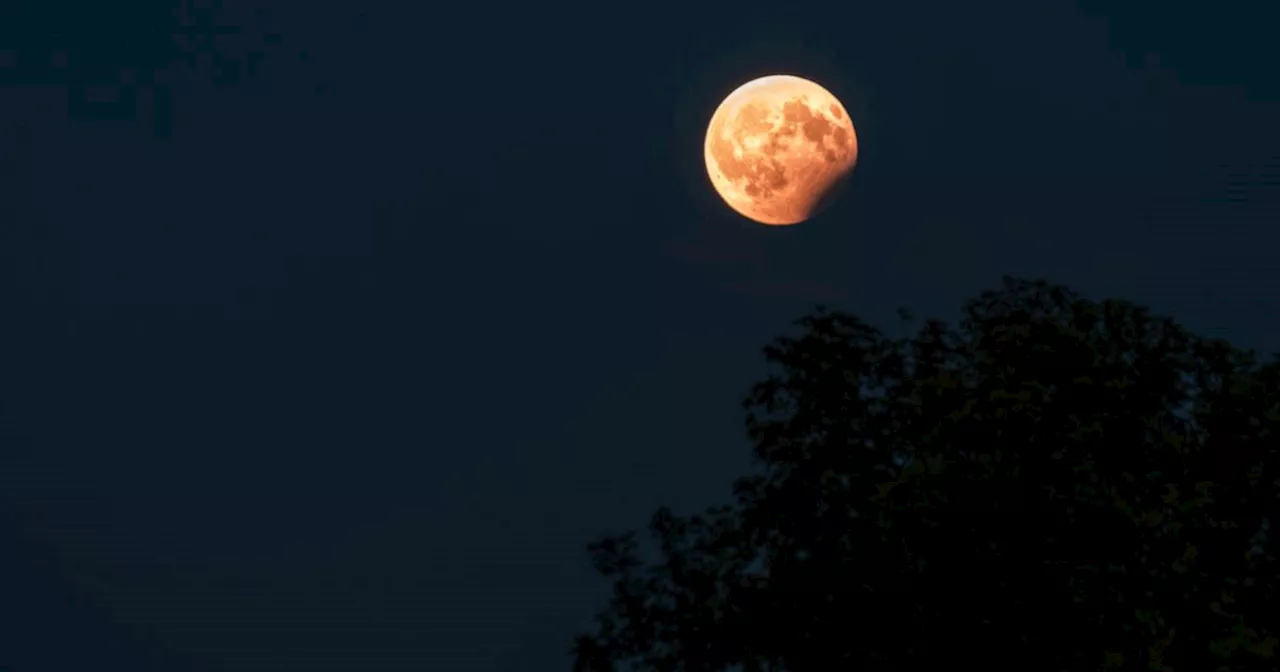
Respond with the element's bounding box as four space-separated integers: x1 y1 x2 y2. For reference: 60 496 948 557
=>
704 75 858 226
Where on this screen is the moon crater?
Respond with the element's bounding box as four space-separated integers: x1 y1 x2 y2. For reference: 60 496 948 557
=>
705 75 858 225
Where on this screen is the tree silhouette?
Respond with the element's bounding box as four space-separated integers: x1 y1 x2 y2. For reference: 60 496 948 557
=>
575 277 1279 671
1074 0 1280 101
0 1 299 135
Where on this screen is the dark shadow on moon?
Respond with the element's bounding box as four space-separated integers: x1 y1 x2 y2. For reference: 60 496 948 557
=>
809 170 856 221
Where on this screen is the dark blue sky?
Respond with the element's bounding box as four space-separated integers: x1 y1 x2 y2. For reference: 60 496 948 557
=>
2 1 1278 670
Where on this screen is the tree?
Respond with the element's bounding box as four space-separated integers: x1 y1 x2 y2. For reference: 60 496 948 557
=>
1073 0 1280 101
574 277 1279 671
0 1 301 135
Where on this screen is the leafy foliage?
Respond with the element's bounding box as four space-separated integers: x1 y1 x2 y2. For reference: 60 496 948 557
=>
575 277 1280 671
0 1 294 133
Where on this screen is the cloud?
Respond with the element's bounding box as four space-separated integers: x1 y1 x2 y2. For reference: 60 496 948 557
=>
665 236 767 271
666 229 844 303
728 277 847 302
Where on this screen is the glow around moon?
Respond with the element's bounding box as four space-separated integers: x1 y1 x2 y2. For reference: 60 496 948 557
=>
704 75 858 226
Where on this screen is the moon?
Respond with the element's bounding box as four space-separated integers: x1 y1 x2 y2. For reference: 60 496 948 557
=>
704 75 858 226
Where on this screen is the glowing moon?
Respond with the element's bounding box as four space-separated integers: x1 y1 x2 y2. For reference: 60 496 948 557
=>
704 75 858 226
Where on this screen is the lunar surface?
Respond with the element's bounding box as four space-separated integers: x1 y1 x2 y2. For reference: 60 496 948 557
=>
704 75 858 225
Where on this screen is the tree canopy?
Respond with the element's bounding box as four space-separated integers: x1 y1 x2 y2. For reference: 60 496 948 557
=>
574 277 1279 671
0 2 298 134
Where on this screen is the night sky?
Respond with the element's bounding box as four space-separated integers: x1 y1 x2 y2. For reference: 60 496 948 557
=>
2 1 1279 670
